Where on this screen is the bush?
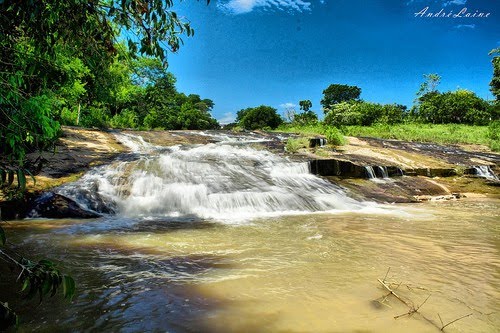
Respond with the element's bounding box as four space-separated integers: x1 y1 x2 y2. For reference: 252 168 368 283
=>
324 101 405 127
110 109 138 129
325 127 346 146
79 105 110 128
238 105 283 130
59 107 78 126
324 102 362 127
293 111 318 125
414 89 491 124
285 137 309 153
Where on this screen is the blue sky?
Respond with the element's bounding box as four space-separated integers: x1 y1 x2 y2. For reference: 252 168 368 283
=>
166 0 500 123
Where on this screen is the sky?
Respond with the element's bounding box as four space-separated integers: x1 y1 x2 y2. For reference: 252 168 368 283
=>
166 0 500 123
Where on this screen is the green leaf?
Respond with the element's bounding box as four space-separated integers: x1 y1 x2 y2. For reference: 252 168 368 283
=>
25 168 36 186
38 259 54 267
17 169 26 190
62 275 76 300
21 278 30 292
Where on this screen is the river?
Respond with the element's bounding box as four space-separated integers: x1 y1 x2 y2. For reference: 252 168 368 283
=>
1 133 499 332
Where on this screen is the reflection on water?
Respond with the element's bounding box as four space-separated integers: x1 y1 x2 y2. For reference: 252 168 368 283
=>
1 198 499 332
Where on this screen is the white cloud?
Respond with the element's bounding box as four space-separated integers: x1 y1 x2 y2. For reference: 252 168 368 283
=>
218 112 236 124
443 0 467 6
455 24 475 29
279 102 297 109
218 0 312 15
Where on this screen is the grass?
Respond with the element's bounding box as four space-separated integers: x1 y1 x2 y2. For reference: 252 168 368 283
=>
277 123 500 152
285 137 310 153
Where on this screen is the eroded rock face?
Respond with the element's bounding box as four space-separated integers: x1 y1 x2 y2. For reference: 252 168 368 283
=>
29 192 101 219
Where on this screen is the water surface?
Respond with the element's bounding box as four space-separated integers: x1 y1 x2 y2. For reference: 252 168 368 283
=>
3 198 499 332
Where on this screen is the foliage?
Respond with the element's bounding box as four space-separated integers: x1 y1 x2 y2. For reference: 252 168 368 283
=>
299 100 312 112
324 101 406 127
320 84 361 112
416 73 441 99
79 105 111 129
0 224 75 328
324 127 346 146
285 137 309 153
343 123 497 149
237 106 283 130
276 123 328 136
490 48 500 101
293 110 318 125
413 89 492 125
488 120 500 151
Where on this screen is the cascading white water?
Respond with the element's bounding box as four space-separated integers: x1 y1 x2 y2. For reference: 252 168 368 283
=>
364 166 376 179
57 133 387 222
473 166 498 180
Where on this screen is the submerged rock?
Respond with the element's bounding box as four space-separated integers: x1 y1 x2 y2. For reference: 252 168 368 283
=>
29 192 101 219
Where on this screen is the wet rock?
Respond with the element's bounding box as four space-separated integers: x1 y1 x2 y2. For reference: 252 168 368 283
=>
404 168 457 177
309 138 327 148
309 159 367 178
29 192 101 219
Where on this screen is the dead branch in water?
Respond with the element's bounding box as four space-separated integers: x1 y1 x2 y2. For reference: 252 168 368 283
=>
377 278 414 309
376 269 475 332
438 313 473 331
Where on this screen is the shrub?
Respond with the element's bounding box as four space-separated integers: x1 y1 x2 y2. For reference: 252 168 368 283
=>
293 111 318 125
79 105 110 128
325 127 346 146
110 109 138 129
238 105 283 130
285 137 309 153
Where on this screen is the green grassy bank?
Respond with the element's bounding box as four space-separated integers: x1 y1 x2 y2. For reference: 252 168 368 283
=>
276 123 500 152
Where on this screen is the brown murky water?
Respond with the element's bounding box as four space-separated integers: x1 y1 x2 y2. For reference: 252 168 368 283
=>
1 198 499 332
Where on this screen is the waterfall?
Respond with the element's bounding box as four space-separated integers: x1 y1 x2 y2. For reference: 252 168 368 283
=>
364 166 376 179
376 166 389 179
56 133 382 222
473 166 498 180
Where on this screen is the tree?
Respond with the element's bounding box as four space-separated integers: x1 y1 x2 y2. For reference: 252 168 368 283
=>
294 100 316 125
299 100 312 112
0 0 209 327
490 48 500 102
416 73 441 99
320 84 361 112
413 89 491 125
238 106 283 130
324 101 406 126
1 0 206 169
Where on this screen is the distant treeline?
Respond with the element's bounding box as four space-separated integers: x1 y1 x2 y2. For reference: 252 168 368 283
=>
231 68 500 131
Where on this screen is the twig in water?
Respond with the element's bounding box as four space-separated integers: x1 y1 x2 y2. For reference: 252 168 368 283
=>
439 313 473 331
383 267 391 282
377 278 413 309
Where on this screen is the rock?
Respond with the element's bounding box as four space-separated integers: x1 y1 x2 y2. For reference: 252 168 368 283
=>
404 168 457 177
309 138 327 148
29 192 101 219
309 159 367 178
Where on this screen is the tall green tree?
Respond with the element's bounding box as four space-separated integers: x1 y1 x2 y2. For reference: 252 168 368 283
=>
320 84 361 112
299 100 312 112
416 73 441 99
490 48 500 102
1 0 206 169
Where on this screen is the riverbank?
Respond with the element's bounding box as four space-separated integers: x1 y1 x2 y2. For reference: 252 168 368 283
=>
0 126 499 219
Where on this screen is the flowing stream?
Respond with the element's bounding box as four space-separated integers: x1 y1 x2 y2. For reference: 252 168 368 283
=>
1 133 499 332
